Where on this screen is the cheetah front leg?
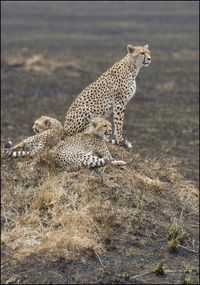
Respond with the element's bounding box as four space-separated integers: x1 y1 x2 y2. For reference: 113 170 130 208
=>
111 99 132 148
9 141 25 152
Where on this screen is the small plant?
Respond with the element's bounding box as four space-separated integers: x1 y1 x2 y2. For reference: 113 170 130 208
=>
184 265 199 273
184 276 191 285
167 222 186 252
153 261 165 275
118 272 129 280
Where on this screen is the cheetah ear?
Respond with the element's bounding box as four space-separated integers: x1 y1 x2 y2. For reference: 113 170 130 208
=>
44 119 51 127
144 44 149 49
91 121 97 128
127 44 135 54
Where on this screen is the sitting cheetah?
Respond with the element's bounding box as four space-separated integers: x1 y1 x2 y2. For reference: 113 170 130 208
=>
52 118 126 171
7 116 126 171
64 44 151 148
7 116 63 158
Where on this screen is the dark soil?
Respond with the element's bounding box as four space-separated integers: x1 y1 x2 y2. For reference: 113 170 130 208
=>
2 248 199 284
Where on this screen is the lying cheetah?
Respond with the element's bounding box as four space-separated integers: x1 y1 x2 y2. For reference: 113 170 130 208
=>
7 116 63 157
64 44 151 148
7 116 126 171
52 118 126 171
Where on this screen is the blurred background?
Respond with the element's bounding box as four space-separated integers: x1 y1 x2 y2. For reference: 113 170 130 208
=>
1 1 199 184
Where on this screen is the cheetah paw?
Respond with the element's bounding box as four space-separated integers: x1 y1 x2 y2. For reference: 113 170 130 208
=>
104 157 111 164
111 139 133 149
111 160 126 166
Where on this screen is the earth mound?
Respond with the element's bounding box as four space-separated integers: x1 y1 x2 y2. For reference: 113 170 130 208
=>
1 144 199 284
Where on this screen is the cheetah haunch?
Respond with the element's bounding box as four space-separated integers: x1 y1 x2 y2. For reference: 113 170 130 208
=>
64 44 151 148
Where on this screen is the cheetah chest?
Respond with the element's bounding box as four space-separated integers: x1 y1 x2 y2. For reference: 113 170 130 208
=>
125 79 136 103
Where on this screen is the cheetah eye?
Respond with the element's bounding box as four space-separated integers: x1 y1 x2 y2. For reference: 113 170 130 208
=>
103 124 107 127
141 52 145 55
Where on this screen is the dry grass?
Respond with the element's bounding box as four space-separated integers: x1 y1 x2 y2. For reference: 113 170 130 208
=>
1 144 199 263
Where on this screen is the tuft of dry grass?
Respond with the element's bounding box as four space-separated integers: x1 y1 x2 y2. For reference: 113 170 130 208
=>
167 222 186 252
1 144 199 263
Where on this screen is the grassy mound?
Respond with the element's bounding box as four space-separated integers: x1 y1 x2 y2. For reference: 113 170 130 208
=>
1 144 198 264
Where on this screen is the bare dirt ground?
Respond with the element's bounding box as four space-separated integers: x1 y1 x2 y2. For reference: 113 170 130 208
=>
1 1 199 284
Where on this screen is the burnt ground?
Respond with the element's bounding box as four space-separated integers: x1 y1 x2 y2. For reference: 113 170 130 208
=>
1 1 199 284
1 250 199 285
1 145 199 284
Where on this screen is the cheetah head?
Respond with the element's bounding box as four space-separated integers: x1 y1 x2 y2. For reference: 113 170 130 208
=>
85 119 112 139
33 116 63 134
127 44 151 68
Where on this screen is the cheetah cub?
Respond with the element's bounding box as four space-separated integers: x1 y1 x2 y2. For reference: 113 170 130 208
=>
7 116 63 158
52 118 126 171
64 44 151 148
7 116 126 171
